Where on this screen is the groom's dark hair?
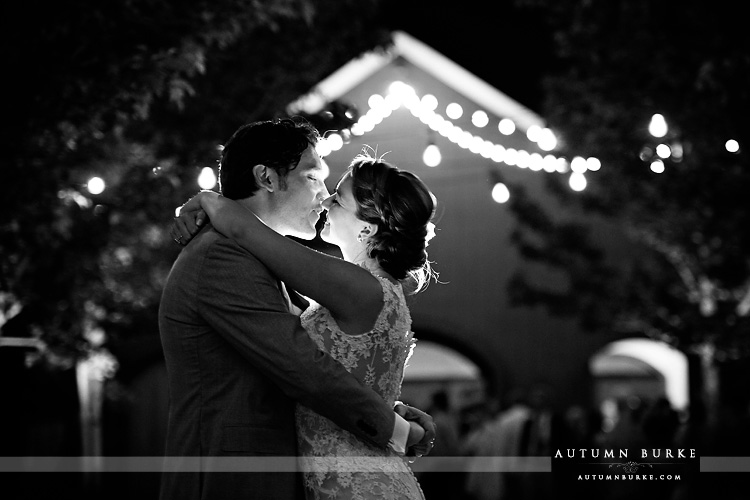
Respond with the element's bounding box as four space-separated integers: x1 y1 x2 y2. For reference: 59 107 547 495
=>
218 117 320 199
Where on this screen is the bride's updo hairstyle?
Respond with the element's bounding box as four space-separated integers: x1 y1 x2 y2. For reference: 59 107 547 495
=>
348 153 437 294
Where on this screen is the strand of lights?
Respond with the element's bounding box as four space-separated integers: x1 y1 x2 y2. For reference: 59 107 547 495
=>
643 113 741 174
80 112 743 203
315 81 602 193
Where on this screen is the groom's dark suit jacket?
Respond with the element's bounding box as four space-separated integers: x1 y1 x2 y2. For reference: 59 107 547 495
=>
158 226 396 500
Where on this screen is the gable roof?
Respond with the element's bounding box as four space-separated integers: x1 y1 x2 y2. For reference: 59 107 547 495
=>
287 31 545 133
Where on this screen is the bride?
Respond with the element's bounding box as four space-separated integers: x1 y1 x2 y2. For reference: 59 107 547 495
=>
176 152 437 499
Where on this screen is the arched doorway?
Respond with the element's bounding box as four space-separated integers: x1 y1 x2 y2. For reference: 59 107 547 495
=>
400 340 486 412
590 338 689 414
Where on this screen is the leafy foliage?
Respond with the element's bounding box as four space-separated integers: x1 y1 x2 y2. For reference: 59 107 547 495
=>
510 0 750 360
1 0 390 364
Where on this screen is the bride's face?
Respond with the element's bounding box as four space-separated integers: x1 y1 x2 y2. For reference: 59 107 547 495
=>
320 173 363 248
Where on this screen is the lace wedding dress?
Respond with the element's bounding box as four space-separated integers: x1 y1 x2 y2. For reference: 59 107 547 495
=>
296 274 426 500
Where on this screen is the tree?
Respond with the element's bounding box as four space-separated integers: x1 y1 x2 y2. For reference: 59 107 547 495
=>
509 0 750 416
1 0 390 368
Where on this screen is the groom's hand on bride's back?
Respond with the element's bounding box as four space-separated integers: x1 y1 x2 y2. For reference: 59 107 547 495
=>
395 403 436 457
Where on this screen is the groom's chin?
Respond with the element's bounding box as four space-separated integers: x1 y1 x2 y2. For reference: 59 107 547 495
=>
290 226 318 240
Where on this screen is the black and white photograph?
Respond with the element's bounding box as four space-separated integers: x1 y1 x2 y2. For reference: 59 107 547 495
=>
1 1 748 499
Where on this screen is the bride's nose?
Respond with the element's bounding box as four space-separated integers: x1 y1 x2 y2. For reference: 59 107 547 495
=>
321 194 335 211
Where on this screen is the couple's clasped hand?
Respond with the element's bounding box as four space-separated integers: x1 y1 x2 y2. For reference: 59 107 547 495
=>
398 402 437 459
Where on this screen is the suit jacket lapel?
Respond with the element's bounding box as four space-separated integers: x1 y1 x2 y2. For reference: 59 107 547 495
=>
287 287 310 311
278 281 310 314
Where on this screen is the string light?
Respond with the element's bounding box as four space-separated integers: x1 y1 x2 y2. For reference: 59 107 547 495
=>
586 157 601 171
472 110 489 128
446 102 463 120
87 177 105 195
655 144 671 159
197 167 217 189
726 139 740 153
569 172 587 191
498 118 515 136
491 182 510 203
650 160 665 174
649 114 668 138
671 143 684 160
526 125 541 142
326 133 344 152
313 80 602 193
421 94 438 111
570 156 588 174
537 128 557 151
422 143 442 167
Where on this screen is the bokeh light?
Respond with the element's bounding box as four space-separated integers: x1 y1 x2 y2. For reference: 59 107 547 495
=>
648 113 668 138
422 144 442 167
491 182 510 203
650 160 665 173
726 139 740 153
569 172 587 191
656 144 672 159
471 110 489 128
87 177 105 195
197 167 217 189
446 103 463 119
498 118 515 135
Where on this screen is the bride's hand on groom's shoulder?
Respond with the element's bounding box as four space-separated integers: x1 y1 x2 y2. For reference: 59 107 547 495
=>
395 402 437 458
170 191 213 246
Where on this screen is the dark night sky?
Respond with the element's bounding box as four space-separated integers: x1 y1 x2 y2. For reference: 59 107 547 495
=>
380 0 555 113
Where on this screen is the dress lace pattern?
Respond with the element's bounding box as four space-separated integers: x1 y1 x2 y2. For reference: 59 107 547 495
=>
296 275 425 500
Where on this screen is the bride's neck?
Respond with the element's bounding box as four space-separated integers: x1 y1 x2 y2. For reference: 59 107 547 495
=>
355 258 389 279
343 246 388 279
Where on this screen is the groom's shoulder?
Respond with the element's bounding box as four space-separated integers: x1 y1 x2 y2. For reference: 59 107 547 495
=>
188 225 271 274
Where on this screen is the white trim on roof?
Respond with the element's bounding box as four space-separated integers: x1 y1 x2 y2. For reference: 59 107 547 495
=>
287 31 545 131
287 49 393 115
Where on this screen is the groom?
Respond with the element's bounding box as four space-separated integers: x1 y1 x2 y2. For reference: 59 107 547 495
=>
159 117 433 500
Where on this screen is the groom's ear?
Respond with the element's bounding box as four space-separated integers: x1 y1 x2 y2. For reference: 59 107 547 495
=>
253 164 275 193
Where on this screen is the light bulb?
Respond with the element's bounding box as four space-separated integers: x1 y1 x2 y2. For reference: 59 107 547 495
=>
198 167 217 189
423 144 441 167
491 183 510 203
87 177 105 195
569 172 587 191
649 114 668 138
